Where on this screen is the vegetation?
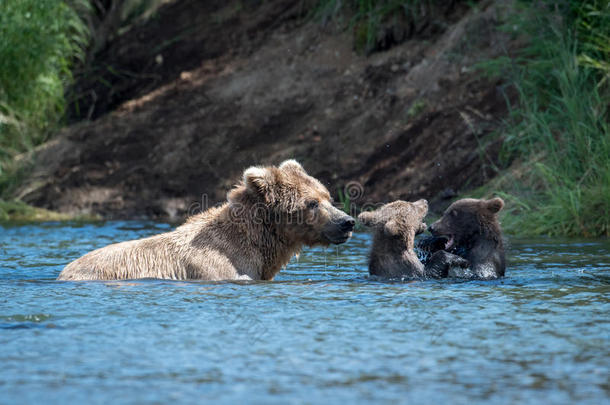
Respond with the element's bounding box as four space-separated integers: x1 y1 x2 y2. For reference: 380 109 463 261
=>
0 199 79 221
0 0 164 220
0 0 89 218
479 0 609 237
1 0 608 235
315 0 458 53
0 0 89 158
317 0 609 236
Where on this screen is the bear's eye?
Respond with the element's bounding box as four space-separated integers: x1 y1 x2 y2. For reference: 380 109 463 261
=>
307 200 319 210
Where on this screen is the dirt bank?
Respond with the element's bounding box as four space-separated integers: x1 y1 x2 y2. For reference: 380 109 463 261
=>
16 0 516 220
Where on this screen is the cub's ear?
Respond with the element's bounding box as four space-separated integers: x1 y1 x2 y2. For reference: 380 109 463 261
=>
413 199 429 216
358 211 379 227
485 197 504 214
243 166 274 194
279 159 305 173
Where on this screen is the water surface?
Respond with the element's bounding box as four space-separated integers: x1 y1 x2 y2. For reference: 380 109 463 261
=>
1 221 608 404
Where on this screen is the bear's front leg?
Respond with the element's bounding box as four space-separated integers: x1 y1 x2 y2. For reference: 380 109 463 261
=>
424 251 469 278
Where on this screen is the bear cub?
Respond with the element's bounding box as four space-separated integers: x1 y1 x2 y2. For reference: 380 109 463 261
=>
425 197 506 279
358 199 468 279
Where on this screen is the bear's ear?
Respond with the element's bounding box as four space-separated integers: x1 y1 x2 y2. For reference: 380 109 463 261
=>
358 211 379 227
485 197 504 214
279 159 305 173
243 166 274 195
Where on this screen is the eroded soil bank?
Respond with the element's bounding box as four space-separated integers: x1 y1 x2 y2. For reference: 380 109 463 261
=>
16 0 517 220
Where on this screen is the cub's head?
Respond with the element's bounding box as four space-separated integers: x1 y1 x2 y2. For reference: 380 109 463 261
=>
358 199 428 248
428 197 504 250
228 159 355 246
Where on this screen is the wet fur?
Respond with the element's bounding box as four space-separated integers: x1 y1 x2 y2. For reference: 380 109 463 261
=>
58 160 354 281
428 197 506 279
359 200 467 279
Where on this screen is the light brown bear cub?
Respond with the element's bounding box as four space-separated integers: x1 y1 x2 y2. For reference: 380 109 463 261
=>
58 160 355 281
358 199 468 279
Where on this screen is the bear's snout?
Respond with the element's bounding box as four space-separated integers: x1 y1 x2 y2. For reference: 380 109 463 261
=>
321 209 355 245
428 221 448 237
339 217 355 232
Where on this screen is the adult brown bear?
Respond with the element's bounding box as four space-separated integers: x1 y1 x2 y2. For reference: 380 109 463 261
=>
58 160 355 281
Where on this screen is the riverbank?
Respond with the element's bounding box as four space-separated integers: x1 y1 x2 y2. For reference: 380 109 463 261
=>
2 0 514 220
1 0 607 236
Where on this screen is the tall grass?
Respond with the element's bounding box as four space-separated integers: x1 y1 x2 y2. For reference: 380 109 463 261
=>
314 0 453 52
0 0 89 154
481 0 609 237
0 0 89 217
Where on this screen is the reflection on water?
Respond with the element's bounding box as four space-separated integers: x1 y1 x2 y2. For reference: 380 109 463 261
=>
0 221 608 404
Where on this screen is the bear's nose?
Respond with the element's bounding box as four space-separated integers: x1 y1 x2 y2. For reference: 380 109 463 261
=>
428 223 435 233
340 217 355 231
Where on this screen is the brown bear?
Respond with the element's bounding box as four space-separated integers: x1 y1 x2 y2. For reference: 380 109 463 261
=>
358 199 468 279
57 160 355 281
427 197 506 279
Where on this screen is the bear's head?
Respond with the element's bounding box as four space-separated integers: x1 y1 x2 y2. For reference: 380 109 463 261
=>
228 159 355 246
358 199 428 249
428 197 504 250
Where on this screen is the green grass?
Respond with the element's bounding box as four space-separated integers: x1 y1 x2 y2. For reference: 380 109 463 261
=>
406 98 427 119
0 199 92 222
0 0 89 218
478 0 609 237
0 0 89 154
336 186 352 214
314 0 458 53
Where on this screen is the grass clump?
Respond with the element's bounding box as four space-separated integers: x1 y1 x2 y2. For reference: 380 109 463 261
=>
0 0 89 218
314 0 463 53
480 0 609 237
0 198 100 222
0 0 89 154
0 199 91 222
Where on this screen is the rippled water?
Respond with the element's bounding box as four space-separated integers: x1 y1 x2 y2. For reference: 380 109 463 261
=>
1 221 608 404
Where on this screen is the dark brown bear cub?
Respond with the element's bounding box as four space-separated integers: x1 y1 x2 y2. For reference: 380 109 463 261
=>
358 200 468 279
428 197 506 279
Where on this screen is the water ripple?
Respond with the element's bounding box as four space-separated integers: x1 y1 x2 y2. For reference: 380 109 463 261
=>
0 222 608 404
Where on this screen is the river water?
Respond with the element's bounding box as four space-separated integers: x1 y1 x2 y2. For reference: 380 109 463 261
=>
1 221 608 404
